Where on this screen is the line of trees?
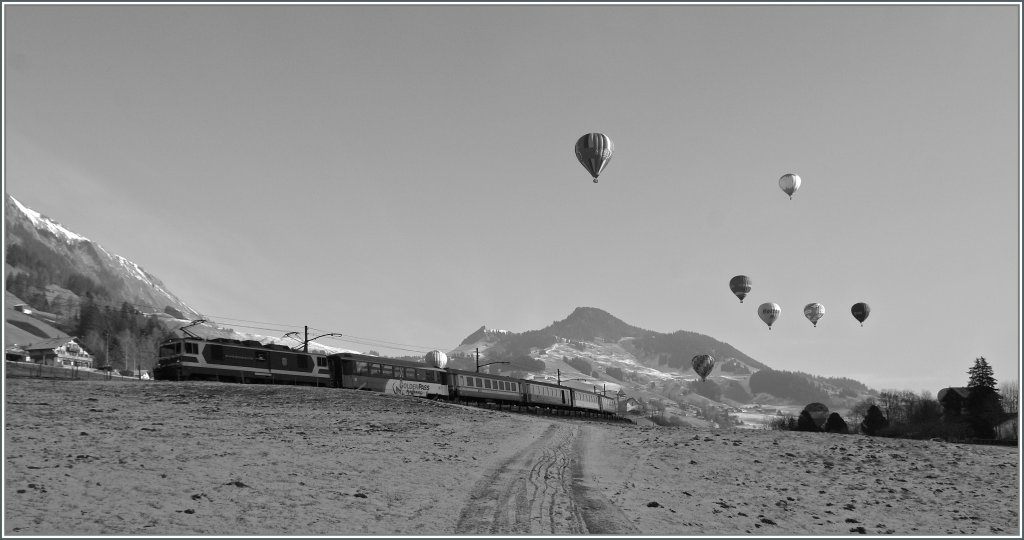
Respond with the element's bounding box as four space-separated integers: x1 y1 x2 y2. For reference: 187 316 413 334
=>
770 358 1016 443
74 299 168 374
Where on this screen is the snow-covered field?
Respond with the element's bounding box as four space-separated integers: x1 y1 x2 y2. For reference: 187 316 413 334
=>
4 378 1020 536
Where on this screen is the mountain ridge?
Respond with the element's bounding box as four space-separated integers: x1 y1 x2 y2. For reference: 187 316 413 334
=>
4 193 876 413
449 306 876 412
4 193 202 322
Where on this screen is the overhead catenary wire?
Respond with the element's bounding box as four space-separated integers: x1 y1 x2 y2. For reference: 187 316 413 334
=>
10 292 453 355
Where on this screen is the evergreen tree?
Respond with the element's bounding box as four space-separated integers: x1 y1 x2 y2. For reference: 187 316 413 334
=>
966 357 1003 438
861 405 889 436
967 356 997 390
797 410 822 432
823 412 849 434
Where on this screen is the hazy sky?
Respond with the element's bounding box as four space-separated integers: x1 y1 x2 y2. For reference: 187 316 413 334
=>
4 3 1020 394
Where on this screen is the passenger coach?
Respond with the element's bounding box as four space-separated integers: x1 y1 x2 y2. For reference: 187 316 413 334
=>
327 352 449 399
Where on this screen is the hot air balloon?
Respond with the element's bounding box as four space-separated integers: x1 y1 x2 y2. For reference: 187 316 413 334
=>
575 133 614 183
692 354 715 382
425 349 448 369
851 302 870 326
758 302 781 330
729 275 752 303
779 173 801 200
803 302 825 328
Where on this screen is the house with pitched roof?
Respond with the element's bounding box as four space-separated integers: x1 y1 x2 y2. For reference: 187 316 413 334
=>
23 337 94 369
5 345 28 362
938 387 972 417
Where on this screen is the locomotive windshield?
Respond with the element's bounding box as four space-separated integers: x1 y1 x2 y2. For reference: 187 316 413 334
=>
158 342 181 358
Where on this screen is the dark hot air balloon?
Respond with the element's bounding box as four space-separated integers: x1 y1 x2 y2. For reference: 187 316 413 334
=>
758 302 781 330
575 133 614 183
692 354 715 382
851 302 870 326
729 275 752 303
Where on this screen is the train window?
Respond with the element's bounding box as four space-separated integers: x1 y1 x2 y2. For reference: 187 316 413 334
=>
369 363 382 376
159 342 181 357
354 361 367 375
317 357 327 367
209 345 224 361
511 383 517 392
299 356 310 369
185 342 199 354
380 365 394 377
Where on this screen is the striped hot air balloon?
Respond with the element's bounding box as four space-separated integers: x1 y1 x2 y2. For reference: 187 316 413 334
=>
425 350 448 369
575 133 614 183
729 275 752 303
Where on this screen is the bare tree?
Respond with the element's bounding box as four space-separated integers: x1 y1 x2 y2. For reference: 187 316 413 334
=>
999 380 1018 414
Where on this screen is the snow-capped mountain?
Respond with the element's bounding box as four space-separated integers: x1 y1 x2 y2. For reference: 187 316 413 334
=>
4 193 202 321
450 307 876 411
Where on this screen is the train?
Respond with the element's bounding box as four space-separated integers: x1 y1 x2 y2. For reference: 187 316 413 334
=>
153 336 620 418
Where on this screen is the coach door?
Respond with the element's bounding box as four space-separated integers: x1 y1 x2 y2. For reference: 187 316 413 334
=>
255 351 270 376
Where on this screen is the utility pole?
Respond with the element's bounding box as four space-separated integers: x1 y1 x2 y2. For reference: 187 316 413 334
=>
475 348 509 373
304 325 309 354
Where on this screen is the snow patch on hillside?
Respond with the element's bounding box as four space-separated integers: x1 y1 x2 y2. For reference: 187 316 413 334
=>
10 196 89 244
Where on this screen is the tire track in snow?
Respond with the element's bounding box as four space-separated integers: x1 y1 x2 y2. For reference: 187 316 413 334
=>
454 423 638 535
